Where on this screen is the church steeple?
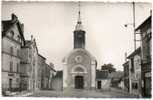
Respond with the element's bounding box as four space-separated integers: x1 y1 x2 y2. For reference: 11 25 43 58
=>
74 2 86 49
75 2 83 31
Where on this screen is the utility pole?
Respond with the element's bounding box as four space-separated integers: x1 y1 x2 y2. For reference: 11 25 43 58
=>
133 2 136 50
124 2 137 50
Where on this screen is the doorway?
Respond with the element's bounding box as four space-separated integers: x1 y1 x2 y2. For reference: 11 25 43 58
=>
75 76 84 89
97 81 101 89
9 79 12 91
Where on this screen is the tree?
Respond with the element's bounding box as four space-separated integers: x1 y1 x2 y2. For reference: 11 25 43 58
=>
101 63 116 73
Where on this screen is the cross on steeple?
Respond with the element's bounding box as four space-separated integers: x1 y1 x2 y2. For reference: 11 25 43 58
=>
75 1 83 30
78 1 81 24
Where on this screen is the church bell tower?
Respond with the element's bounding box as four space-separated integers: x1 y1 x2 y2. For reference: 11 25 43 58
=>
74 2 86 49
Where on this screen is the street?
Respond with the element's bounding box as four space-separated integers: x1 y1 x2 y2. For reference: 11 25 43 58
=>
28 88 138 98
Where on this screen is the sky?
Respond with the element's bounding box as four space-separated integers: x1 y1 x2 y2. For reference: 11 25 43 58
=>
2 1 152 71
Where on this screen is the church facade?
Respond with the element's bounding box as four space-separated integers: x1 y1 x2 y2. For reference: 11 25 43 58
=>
63 10 97 90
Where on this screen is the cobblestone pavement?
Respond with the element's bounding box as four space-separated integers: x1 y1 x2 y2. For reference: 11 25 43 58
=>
28 88 139 98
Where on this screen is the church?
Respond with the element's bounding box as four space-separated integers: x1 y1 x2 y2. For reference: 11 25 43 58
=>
63 4 97 90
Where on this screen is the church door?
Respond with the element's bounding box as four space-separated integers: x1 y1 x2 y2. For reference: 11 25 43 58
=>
75 76 84 89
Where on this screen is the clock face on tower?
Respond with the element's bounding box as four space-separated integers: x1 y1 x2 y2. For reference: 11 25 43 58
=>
75 55 83 63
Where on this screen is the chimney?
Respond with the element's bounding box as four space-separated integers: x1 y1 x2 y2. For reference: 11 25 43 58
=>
125 52 127 62
11 13 17 23
50 63 54 69
20 24 24 33
31 35 33 41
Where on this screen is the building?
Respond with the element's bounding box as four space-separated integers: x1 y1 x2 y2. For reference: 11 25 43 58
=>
51 71 63 91
122 61 130 92
2 14 25 93
20 36 39 91
63 8 97 90
127 47 141 96
48 63 56 89
135 16 152 97
38 54 46 89
109 71 124 88
41 62 56 90
96 70 111 90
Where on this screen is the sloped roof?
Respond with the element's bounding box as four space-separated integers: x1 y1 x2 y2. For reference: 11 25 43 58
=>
135 16 151 31
122 61 129 67
47 64 56 72
2 14 25 40
2 20 14 36
96 70 110 80
109 71 124 79
127 47 141 59
22 39 39 53
38 53 46 60
2 14 25 43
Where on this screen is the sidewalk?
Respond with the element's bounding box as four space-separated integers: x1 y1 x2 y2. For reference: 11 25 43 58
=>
110 87 139 98
110 87 128 94
15 91 33 97
4 90 33 97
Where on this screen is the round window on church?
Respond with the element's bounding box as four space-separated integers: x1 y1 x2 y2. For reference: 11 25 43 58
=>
75 55 83 63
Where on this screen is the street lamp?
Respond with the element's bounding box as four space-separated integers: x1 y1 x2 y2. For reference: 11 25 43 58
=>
124 23 133 28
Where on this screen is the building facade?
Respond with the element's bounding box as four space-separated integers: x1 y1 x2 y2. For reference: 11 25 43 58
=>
51 71 63 91
127 47 142 96
109 71 124 88
123 61 130 92
38 54 46 89
96 70 111 90
2 14 25 92
135 16 152 97
63 10 97 90
2 14 57 96
20 36 39 91
41 61 56 90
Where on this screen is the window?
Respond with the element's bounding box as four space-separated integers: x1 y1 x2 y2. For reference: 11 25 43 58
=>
132 82 138 89
9 79 12 91
29 53 31 58
17 63 19 73
17 49 20 57
33 59 35 66
10 47 13 55
10 62 13 72
131 58 134 73
17 35 21 42
16 78 19 83
10 31 14 38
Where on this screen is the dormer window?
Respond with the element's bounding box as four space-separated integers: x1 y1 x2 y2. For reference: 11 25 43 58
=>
10 31 14 38
17 35 21 42
10 47 13 55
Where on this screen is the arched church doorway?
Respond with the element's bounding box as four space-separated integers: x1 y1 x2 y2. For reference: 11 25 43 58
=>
75 76 84 89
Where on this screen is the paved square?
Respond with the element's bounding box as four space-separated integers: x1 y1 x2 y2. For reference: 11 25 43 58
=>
28 88 138 98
